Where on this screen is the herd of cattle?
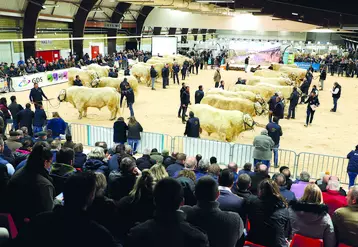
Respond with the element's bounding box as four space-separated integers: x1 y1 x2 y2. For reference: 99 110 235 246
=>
58 56 307 142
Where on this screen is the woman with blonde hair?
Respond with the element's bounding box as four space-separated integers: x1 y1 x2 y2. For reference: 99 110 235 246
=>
149 164 168 184
127 116 143 154
288 184 335 246
46 111 67 139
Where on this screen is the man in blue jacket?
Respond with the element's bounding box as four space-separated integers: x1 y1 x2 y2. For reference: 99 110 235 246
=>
29 82 48 109
17 103 35 136
173 63 180 85
347 145 358 188
184 111 200 138
162 64 169 89
266 116 283 168
33 103 47 134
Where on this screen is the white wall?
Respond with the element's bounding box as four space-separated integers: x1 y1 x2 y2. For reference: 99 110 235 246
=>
144 8 318 32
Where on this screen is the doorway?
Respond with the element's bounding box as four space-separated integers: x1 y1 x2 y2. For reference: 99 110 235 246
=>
91 46 100 59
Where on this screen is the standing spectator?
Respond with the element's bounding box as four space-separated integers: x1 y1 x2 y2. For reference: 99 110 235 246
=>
288 184 336 247
127 178 209 247
17 103 34 136
184 111 200 138
347 145 358 188
125 83 135 117
181 61 187 80
299 79 310 104
63 135 75 149
177 83 186 118
286 87 299 119
150 65 157 90
273 173 296 202
332 186 358 246
244 56 250 73
8 96 23 130
213 68 221 88
330 82 341 112
180 86 190 124
266 116 283 168
119 78 129 108
29 82 48 108
162 64 169 89
181 176 244 247
322 180 348 216
273 96 284 123
194 85 204 104
249 163 270 195
127 117 143 154
46 112 67 139
253 129 275 169
0 98 11 134
73 143 87 169
268 93 278 122
14 172 117 247
245 179 289 247
7 142 54 229
33 103 47 134
113 117 128 145
136 148 156 171
304 91 320 127
166 153 186 177
195 58 200 75
290 171 311 199
173 63 180 84
319 67 327 90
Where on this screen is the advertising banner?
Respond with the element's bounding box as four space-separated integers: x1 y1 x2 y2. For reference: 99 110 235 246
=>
229 44 281 65
294 62 321 72
12 69 68 92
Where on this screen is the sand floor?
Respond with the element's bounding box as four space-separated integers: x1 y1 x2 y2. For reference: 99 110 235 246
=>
6 68 358 157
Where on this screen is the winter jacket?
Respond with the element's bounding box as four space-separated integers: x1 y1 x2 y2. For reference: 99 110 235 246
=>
288 201 336 247
290 181 310 199
320 70 327 80
49 163 76 195
273 101 284 119
288 91 300 106
347 150 358 173
268 95 277 111
279 186 296 202
127 122 143 140
332 204 358 247
74 152 87 169
5 137 22 152
253 134 275 160
150 68 157 78
213 70 221 82
107 170 136 201
8 102 23 123
17 109 34 135
113 120 128 143
217 188 245 221
322 189 348 216
33 108 47 127
125 88 135 104
83 159 108 175
181 91 190 106
195 90 204 104
150 152 163 164
266 122 283 145
136 155 156 171
46 118 67 138
166 161 184 177
162 67 169 78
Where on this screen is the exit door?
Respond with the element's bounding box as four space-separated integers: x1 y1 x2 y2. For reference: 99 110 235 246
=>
91 46 99 59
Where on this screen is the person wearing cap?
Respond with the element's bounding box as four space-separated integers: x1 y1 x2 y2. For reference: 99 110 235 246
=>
33 102 47 134
29 82 48 109
34 131 47 143
252 129 275 169
5 131 22 152
304 90 320 127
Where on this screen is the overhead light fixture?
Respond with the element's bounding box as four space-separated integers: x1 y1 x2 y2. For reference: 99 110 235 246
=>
43 4 59 8
292 12 298 16
196 0 234 3
235 8 262 13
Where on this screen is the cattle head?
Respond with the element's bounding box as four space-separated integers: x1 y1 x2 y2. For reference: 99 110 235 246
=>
243 114 255 130
253 102 264 116
90 78 100 88
255 94 265 105
58 89 67 102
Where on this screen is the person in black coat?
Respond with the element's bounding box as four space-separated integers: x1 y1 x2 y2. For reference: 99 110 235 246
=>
173 63 180 84
330 82 341 112
17 103 35 136
304 91 320 127
136 148 156 171
273 96 284 123
286 87 299 119
127 178 209 247
180 86 190 124
162 64 169 89
177 83 186 118
29 83 48 108
184 111 200 138
319 67 327 90
73 75 83 86
249 164 270 195
113 117 128 144
119 78 129 108
299 79 310 104
108 68 117 78
150 66 157 90
73 143 87 169
125 84 135 117
33 103 47 134
181 176 244 247
268 93 277 122
195 85 204 104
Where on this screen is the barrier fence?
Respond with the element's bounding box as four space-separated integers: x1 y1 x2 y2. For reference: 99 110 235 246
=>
69 123 350 185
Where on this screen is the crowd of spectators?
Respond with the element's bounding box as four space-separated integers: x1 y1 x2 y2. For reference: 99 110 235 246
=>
0 126 357 247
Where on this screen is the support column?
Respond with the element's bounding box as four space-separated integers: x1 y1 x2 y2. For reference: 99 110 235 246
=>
192 29 199 41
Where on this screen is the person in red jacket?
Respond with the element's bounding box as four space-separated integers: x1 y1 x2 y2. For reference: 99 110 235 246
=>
322 178 348 216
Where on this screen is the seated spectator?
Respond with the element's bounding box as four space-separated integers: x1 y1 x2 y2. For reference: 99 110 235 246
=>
288 184 335 246
210 156 217 165
166 153 186 177
83 147 108 175
149 163 168 184
127 178 209 247
332 185 358 246
0 138 14 176
46 112 67 139
63 135 75 149
150 148 163 164
87 173 118 238
7 141 54 229
73 143 87 170
228 162 238 183
108 157 141 202
50 139 61 163
233 174 256 201
174 156 197 177
245 179 289 247
249 163 270 195
14 172 117 247
322 179 348 216
280 166 293 190
13 139 33 167
161 149 170 164
46 129 54 144
195 159 210 181
217 169 245 220
273 173 296 202
177 169 197 206
117 170 155 243
291 171 311 199
163 151 177 168
34 131 47 143
181 176 244 247
208 163 221 181
316 174 346 196
49 148 76 195
196 154 202 163
238 162 254 176
136 148 156 171
5 131 22 152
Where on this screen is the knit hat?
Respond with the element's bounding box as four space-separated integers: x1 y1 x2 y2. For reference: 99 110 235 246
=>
162 149 169 156
37 131 47 137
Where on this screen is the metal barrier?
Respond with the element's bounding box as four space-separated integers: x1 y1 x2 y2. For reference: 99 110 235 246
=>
296 152 349 185
68 123 89 146
173 136 232 164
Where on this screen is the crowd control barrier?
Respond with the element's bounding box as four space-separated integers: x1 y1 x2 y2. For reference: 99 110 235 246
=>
69 123 350 185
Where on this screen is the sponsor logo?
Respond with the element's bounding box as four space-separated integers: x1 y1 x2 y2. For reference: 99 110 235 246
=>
47 74 53 82
31 77 43 83
18 77 31 87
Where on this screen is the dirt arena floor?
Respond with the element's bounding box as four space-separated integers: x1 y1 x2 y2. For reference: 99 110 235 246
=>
6 68 358 157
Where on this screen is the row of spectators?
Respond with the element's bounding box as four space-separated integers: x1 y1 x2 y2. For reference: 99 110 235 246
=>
0 133 357 247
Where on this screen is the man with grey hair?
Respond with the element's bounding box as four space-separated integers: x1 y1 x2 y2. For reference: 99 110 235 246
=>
252 129 275 169
290 171 311 199
322 179 348 216
332 186 358 246
136 148 156 171
228 162 239 183
195 159 210 181
173 156 197 178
